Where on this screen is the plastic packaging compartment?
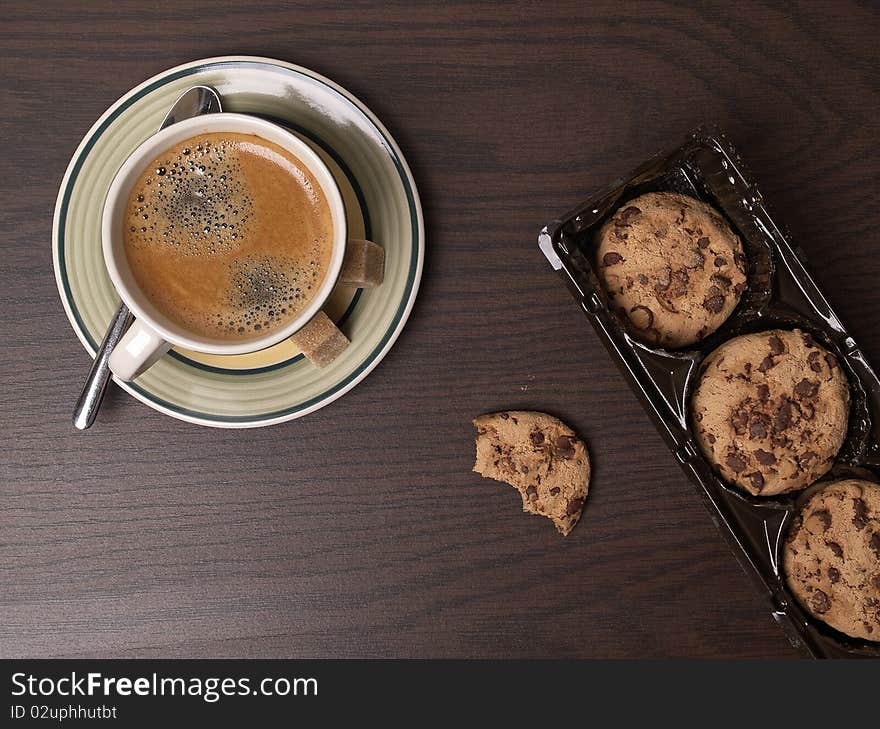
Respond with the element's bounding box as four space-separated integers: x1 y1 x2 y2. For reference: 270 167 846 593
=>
538 127 880 658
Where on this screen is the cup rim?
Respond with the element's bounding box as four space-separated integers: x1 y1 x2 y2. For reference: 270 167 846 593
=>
101 112 348 355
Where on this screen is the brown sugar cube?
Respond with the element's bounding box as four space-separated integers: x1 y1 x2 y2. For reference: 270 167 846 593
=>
291 312 349 368
339 239 385 287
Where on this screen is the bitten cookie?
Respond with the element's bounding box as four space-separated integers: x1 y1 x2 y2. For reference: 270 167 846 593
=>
692 329 849 496
473 411 590 536
595 191 747 348
784 479 880 641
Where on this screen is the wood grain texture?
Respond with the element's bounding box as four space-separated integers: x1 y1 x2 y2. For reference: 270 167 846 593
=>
1 0 878 658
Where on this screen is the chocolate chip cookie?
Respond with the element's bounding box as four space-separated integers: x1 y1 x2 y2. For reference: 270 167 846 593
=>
473 411 590 536
692 329 849 496
784 479 880 641
595 191 747 348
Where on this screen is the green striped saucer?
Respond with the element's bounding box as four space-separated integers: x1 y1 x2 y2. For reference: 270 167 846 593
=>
53 57 424 428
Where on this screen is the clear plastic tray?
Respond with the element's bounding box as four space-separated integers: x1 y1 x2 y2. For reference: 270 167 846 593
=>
538 127 880 658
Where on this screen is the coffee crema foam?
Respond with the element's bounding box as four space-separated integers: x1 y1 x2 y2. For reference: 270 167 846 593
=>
123 132 332 341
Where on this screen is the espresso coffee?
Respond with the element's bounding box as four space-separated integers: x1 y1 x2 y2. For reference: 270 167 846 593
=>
123 132 333 341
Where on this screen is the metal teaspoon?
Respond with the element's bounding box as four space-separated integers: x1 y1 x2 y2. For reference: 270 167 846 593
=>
72 85 223 429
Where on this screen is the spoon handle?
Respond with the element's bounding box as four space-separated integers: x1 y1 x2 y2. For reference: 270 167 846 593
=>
72 303 134 430
70 85 222 431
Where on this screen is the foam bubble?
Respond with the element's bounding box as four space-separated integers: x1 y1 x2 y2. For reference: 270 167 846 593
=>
126 137 253 256
199 254 324 337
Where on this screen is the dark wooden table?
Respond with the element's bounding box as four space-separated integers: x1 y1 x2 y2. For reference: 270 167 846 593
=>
2 0 878 659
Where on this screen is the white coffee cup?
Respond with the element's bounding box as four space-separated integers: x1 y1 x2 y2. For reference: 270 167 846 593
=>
103 114 348 381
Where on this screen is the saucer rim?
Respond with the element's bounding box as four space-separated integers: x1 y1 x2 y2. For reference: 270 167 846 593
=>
52 55 424 428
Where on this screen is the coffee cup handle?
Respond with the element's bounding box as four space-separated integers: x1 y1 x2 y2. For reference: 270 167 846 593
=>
292 239 385 368
108 318 172 382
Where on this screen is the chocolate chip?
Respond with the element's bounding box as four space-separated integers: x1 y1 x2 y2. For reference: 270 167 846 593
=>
826 541 843 558
771 434 791 449
753 449 776 465
872 575 880 591
669 269 689 298
714 256 728 267
710 273 732 288
530 430 544 446
637 274 648 285
499 412 509 419
733 282 746 295
824 353 838 370
629 305 654 330
794 379 819 398
828 567 841 583
697 236 710 249
731 407 749 434
853 498 868 530
757 382 770 402
807 351 823 372
749 420 767 439
619 206 641 222
757 355 775 373
703 293 725 313
566 497 584 515
554 435 577 460
525 485 538 502
686 249 705 270
654 267 671 291
706 433 716 444
813 508 832 530
603 252 623 266
725 453 747 472
769 336 785 355
811 590 831 614
614 229 628 240
800 450 818 465
744 362 752 376
773 401 792 432
549 487 561 496
871 533 880 559
748 472 765 491
520 465 530 474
